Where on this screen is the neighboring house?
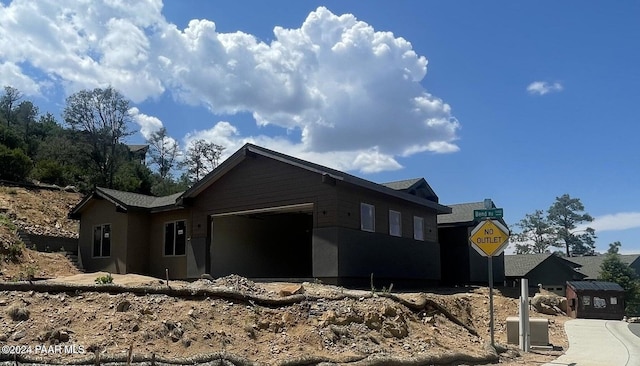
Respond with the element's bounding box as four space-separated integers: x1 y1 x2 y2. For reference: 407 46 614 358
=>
504 253 587 295
566 281 625 320
567 254 640 280
127 144 149 165
437 201 506 286
70 143 451 284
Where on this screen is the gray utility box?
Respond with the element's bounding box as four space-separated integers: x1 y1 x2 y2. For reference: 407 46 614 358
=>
506 317 549 346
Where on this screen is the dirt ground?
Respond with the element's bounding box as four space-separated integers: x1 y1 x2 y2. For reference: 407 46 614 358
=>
0 187 570 365
0 272 570 365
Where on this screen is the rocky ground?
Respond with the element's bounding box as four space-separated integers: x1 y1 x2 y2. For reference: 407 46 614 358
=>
0 186 570 365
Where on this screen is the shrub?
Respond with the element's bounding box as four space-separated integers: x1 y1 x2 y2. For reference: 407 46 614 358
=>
6 303 30 321
0 144 32 181
95 273 114 284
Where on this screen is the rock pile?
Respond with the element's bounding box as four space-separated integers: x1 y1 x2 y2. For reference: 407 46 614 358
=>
531 293 567 315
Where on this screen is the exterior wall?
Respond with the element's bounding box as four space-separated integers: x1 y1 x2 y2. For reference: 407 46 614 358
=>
148 209 189 279
336 185 438 242
189 155 338 240
335 227 440 282
126 212 151 275
439 226 471 285
567 287 625 320
77 199 128 274
469 249 505 285
524 258 581 293
439 225 505 285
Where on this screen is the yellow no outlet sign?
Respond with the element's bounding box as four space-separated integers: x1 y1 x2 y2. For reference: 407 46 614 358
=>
469 219 510 257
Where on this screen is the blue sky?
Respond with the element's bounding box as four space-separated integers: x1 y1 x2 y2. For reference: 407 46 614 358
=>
1 1 639 254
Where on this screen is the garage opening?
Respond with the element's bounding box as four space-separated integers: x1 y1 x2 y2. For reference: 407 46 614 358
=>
210 203 313 278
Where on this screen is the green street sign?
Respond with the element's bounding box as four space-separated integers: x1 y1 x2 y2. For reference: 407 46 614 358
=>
474 208 504 219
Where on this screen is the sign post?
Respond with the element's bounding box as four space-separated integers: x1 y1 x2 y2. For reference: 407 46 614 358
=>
469 217 509 348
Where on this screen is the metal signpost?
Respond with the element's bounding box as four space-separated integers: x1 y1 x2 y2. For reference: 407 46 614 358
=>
469 215 509 347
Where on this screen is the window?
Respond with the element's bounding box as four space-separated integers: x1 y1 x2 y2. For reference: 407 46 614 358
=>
164 220 186 256
389 210 401 237
360 203 375 232
93 224 111 257
413 216 424 241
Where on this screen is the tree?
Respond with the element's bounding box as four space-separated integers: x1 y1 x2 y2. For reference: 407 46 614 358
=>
147 127 179 179
0 86 23 126
512 210 557 254
180 139 225 184
0 144 32 181
599 245 640 314
63 87 135 188
608 241 622 255
547 194 596 257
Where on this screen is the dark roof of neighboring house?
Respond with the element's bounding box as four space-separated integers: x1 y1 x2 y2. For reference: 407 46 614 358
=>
437 200 508 227
504 253 583 277
381 178 423 191
567 254 640 279
180 143 451 214
69 187 184 218
567 281 624 292
127 144 149 153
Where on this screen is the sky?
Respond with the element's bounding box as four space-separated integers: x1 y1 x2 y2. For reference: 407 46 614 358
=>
1 0 639 254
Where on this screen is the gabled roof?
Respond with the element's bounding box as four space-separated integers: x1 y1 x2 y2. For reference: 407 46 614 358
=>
437 200 508 227
179 143 451 214
69 187 183 218
567 281 624 292
382 177 439 203
381 178 423 191
504 253 583 278
127 144 149 153
567 254 640 280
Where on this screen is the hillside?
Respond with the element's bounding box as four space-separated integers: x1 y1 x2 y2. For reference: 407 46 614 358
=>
0 187 569 365
0 186 83 281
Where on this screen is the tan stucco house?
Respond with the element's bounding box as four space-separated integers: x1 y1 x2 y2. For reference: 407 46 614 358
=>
70 143 451 284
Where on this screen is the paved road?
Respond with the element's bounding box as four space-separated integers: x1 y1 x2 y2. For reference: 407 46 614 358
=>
543 319 640 366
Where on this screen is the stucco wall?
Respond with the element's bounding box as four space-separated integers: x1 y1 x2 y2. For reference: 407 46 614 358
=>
126 212 151 275
78 199 128 274
148 209 189 279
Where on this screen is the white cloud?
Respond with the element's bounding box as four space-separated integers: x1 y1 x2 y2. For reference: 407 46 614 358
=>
577 212 640 233
0 2 460 173
0 62 41 95
527 81 563 95
129 107 163 140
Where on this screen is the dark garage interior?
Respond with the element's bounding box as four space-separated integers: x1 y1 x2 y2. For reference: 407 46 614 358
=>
210 211 313 278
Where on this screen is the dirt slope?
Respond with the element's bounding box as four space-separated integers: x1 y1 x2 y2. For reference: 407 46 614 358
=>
0 186 83 281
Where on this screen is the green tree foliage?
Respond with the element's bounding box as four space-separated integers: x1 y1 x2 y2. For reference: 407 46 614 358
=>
180 139 224 184
599 246 640 314
147 127 179 179
547 194 596 257
63 87 135 188
513 209 557 254
608 241 622 255
112 159 154 194
0 86 23 126
0 144 32 181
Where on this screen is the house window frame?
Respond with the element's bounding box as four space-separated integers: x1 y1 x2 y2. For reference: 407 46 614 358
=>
163 219 187 257
360 203 375 232
389 210 402 237
92 223 112 258
413 216 425 241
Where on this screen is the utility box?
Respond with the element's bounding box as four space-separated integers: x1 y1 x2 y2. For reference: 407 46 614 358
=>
506 317 549 346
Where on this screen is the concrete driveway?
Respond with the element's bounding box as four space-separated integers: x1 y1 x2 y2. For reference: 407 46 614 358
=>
543 319 640 366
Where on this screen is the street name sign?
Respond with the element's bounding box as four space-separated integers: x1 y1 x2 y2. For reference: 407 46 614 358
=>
469 219 510 257
474 208 504 220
